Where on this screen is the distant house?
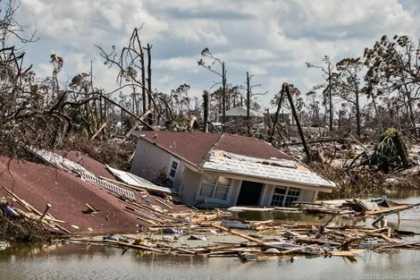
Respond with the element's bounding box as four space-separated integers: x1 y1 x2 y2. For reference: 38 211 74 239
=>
221 106 264 123
131 131 336 208
267 110 291 125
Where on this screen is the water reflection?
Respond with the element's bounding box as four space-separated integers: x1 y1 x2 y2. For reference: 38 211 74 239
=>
233 188 420 230
1 244 420 280
1 189 419 280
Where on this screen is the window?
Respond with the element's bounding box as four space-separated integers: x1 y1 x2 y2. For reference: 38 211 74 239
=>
168 159 179 181
271 187 287 207
199 174 231 201
270 187 300 207
284 188 300 207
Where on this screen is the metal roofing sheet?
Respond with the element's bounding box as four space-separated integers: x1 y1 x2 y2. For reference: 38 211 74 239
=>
106 165 174 194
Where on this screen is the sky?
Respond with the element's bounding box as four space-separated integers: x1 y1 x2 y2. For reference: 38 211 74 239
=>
8 0 420 109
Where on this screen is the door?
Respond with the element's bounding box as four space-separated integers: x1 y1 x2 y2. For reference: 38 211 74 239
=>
236 181 263 206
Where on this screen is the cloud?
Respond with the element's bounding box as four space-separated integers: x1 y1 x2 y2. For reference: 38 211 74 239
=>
19 0 168 50
15 0 420 109
155 57 201 73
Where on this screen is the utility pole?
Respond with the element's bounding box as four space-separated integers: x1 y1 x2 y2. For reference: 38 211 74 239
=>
270 89 284 143
284 83 312 162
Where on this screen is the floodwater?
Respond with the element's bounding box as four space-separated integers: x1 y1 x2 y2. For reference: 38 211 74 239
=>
1 244 420 280
0 189 420 280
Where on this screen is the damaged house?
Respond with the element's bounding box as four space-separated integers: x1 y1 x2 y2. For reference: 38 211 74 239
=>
131 132 336 208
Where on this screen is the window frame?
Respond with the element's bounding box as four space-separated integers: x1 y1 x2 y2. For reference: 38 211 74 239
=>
167 158 180 182
197 173 233 204
270 186 302 207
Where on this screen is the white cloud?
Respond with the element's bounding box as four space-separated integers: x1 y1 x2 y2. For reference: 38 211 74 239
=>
14 0 420 108
19 0 168 49
155 57 201 73
171 20 229 45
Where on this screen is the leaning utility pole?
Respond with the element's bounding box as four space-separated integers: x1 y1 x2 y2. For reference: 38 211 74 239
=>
284 83 311 162
270 89 285 143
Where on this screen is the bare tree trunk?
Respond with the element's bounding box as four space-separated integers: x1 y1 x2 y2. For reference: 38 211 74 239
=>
140 49 146 114
134 87 139 115
222 62 226 127
355 86 361 137
372 97 383 133
404 89 417 138
132 92 135 114
328 64 333 132
246 71 251 134
100 94 103 124
203 91 210 133
146 44 153 126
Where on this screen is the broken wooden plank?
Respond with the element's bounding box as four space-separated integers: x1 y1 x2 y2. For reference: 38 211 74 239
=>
212 224 292 251
55 224 71 234
2 186 43 215
104 239 168 253
86 203 99 213
366 205 413 215
331 249 365 257
155 198 173 210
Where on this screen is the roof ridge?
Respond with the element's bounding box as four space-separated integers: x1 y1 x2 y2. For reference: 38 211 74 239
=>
198 133 225 167
225 133 263 141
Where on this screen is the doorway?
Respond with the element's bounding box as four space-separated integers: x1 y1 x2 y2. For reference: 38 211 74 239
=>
236 181 263 206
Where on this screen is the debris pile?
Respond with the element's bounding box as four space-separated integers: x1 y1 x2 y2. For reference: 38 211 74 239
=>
0 193 61 243
282 128 420 199
70 219 420 261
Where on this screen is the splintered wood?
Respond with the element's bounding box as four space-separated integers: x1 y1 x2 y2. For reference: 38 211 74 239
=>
2 186 71 235
69 218 420 261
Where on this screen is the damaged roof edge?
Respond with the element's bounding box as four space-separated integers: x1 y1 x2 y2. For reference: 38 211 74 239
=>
202 167 337 191
131 132 201 172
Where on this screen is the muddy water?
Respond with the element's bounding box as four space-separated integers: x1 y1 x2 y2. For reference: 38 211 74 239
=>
236 189 420 233
0 190 419 280
1 243 420 280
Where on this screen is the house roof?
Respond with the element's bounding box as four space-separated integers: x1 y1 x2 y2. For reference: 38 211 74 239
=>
132 131 291 168
203 150 336 189
0 156 140 235
225 106 264 117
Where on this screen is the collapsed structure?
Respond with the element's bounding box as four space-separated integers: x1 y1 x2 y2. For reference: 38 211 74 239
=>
130 131 336 208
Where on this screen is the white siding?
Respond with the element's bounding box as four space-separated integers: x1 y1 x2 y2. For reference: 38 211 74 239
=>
261 185 274 205
228 180 242 205
178 167 202 205
300 189 316 202
130 139 185 191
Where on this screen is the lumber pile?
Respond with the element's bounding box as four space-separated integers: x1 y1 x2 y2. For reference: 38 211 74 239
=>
292 197 415 218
